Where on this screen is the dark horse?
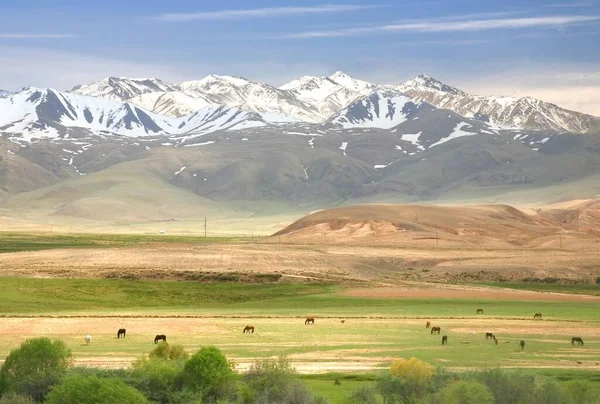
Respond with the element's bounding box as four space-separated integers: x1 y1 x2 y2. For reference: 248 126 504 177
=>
441 335 448 345
571 337 584 346
534 313 542 319
485 332 495 339
426 321 431 328
117 328 126 339
431 326 441 335
476 308 484 314
243 325 255 334
305 318 315 325
520 340 525 350
154 335 167 344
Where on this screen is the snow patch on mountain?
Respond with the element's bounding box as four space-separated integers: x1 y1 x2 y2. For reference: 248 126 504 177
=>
71 77 178 101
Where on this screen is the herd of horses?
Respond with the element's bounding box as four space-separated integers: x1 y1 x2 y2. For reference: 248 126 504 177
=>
80 314 586 351
426 312 585 348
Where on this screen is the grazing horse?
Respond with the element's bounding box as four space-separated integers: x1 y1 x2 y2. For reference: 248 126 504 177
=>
485 332 495 339
243 325 255 334
431 326 441 335
476 308 484 314
571 337 584 346
85 335 92 345
341 320 345 324
520 340 525 350
426 321 431 328
305 318 315 325
117 329 126 339
154 335 167 344
534 313 542 319
441 335 448 345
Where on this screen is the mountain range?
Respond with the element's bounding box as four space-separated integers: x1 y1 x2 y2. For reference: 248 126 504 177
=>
1 71 599 226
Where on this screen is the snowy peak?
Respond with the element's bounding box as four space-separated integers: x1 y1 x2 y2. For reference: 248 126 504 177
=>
397 74 466 96
0 89 10 98
70 77 178 101
327 71 377 95
329 90 420 129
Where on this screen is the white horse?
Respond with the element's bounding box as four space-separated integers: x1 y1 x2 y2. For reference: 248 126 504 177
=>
85 335 92 345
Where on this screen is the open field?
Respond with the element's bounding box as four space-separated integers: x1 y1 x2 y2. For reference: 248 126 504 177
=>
0 278 599 376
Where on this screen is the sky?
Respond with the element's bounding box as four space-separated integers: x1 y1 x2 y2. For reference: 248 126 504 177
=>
1 0 599 114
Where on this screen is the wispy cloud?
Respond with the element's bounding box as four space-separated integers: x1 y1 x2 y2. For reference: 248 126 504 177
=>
0 33 75 39
283 15 600 38
157 4 377 22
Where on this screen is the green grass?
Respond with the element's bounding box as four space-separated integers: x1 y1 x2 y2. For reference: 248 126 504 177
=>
480 282 600 296
0 232 247 254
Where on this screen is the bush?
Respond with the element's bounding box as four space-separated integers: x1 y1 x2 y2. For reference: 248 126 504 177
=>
346 385 378 404
389 358 436 388
149 343 189 361
0 338 72 402
531 379 569 404
241 357 326 404
0 393 35 404
564 380 596 404
596 276 600 285
474 368 534 404
45 375 147 404
183 346 235 400
439 380 494 404
131 357 185 403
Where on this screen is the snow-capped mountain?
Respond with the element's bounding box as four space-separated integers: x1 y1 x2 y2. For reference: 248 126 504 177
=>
280 71 376 118
0 87 278 141
127 91 213 117
396 74 600 133
70 77 178 101
0 90 9 98
180 75 320 122
329 90 419 129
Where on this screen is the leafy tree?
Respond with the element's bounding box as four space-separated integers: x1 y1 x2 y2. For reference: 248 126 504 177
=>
45 375 147 404
438 380 494 404
183 346 235 399
0 338 72 402
474 368 534 404
389 358 436 389
564 380 596 404
531 379 569 404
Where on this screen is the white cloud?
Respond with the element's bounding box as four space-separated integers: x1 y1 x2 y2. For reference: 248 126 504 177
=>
0 33 75 39
157 4 376 22
284 15 600 38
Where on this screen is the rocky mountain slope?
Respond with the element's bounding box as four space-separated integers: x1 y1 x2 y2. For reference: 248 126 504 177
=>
70 77 177 100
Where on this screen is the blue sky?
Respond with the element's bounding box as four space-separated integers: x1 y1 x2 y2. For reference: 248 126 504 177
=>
1 0 599 114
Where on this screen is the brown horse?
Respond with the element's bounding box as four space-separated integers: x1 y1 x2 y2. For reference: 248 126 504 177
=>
520 340 525 350
243 325 254 334
571 337 584 346
154 335 167 344
441 335 448 345
476 308 484 314
485 332 495 339
426 321 431 328
431 326 441 335
534 313 542 319
341 320 345 324
117 329 126 339
305 318 315 325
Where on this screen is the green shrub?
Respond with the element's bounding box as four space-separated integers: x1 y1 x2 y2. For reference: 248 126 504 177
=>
439 380 494 404
149 343 189 361
0 393 35 404
564 380 596 404
45 375 147 404
531 379 569 404
595 276 600 285
183 347 235 400
474 368 534 404
346 386 378 404
131 357 185 403
241 357 326 404
0 338 72 402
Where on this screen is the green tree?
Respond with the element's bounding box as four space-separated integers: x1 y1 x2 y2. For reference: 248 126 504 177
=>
183 346 235 400
149 343 189 361
531 379 568 404
564 380 596 404
346 386 378 404
0 338 72 402
45 375 147 404
439 380 494 404
475 368 534 404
